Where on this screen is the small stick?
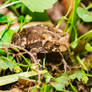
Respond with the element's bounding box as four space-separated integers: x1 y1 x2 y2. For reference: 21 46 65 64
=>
59 52 70 72
0 43 37 63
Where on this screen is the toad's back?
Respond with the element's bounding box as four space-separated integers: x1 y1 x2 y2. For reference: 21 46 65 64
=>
12 24 69 53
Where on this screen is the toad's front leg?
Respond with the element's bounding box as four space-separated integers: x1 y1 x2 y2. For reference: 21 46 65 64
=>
30 48 41 63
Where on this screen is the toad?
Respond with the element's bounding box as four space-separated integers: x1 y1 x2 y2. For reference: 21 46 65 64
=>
12 24 69 62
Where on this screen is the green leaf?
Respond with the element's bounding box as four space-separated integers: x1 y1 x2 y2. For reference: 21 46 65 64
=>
77 7 92 22
0 13 16 42
0 59 9 70
18 15 32 23
56 74 68 84
18 15 25 23
69 70 88 83
8 55 22 73
40 84 51 92
0 29 16 43
21 6 50 21
45 73 52 83
0 57 14 71
51 83 65 91
69 70 83 81
51 74 68 91
24 15 32 24
20 0 57 12
85 43 92 52
0 14 7 22
0 70 47 86
0 49 6 55
71 40 78 49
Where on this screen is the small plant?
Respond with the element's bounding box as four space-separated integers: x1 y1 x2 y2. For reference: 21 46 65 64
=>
0 0 92 92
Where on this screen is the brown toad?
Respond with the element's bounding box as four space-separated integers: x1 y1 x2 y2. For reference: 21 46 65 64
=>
12 24 69 58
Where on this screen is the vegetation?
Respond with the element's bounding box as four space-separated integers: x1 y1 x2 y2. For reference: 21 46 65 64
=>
0 0 92 92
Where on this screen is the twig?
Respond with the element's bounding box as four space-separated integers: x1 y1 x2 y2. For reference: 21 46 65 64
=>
0 43 41 81
0 43 37 63
59 52 70 72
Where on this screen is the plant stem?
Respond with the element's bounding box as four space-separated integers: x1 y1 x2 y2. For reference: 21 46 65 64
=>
70 82 78 92
0 1 21 10
76 55 88 71
3 0 12 5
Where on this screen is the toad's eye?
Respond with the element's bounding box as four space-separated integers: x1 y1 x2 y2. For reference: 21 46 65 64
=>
54 41 60 47
44 41 53 50
54 44 60 48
